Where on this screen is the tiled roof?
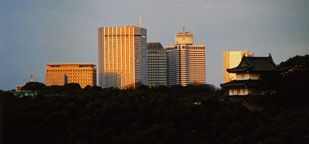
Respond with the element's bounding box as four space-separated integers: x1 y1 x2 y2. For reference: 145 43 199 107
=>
220 79 261 88
227 55 278 73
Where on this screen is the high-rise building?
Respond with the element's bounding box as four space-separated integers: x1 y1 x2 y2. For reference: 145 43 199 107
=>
166 31 205 86
98 25 147 89
223 51 253 83
45 63 97 88
166 45 176 85
147 42 168 86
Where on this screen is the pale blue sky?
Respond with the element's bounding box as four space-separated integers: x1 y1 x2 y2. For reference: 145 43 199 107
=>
1 0 308 90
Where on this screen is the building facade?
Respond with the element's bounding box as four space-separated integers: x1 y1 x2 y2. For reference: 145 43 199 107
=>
223 51 253 83
45 63 97 88
166 45 176 85
45 75 67 86
166 32 205 86
147 42 168 86
98 26 147 89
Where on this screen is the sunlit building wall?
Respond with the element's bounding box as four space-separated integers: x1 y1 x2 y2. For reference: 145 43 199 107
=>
147 42 168 86
45 63 97 88
98 26 147 89
166 32 205 86
223 51 253 83
187 45 205 84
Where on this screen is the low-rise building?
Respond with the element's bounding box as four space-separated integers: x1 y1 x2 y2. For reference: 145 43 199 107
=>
45 63 97 88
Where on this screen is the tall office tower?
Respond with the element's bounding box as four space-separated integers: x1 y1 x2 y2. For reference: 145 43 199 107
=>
147 42 168 86
223 51 253 83
98 25 147 89
166 45 176 85
45 63 97 88
166 31 205 86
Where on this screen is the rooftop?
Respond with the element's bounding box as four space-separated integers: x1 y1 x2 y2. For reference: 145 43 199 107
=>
227 55 278 73
46 63 96 67
220 79 261 88
147 42 164 50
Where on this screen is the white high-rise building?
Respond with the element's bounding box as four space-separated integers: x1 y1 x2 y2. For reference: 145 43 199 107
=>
98 25 147 89
166 32 205 86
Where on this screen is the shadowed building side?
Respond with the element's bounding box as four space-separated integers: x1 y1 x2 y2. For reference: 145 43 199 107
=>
147 42 168 86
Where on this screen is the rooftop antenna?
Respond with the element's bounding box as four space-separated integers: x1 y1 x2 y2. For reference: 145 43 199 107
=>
183 27 185 33
139 15 142 27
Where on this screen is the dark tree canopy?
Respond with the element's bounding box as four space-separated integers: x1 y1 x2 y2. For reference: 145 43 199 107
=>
1 55 308 144
250 54 309 109
21 82 46 91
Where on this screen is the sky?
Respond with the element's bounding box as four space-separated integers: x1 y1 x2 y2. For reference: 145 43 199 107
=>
1 0 308 90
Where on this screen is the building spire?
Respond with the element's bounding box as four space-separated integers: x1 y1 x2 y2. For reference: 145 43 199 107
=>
139 15 142 27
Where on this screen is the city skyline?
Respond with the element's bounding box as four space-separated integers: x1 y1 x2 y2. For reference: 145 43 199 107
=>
1 0 308 90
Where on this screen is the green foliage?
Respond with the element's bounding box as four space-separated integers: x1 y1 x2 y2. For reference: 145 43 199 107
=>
21 82 46 91
253 54 309 109
279 54 309 68
1 83 308 144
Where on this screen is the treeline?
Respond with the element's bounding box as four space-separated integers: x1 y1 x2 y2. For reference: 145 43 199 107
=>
1 54 308 144
1 84 308 143
247 54 309 110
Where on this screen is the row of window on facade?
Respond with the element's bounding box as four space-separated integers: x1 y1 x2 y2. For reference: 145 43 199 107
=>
179 46 205 49
47 70 94 72
47 73 94 76
148 75 167 78
229 89 248 95
72 79 93 82
70 76 94 79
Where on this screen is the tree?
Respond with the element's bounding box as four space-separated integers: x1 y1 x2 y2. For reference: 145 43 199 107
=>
21 82 46 91
255 54 309 109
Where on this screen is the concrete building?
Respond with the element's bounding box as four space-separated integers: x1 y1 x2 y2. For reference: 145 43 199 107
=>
45 63 97 88
166 31 205 86
45 75 67 86
223 51 253 83
98 25 147 89
147 42 168 86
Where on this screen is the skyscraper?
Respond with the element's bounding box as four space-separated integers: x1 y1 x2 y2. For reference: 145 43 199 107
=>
223 51 253 83
166 31 205 86
147 42 168 86
166 45 176 85
98 25 147 89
